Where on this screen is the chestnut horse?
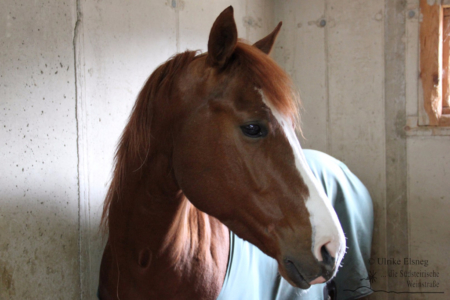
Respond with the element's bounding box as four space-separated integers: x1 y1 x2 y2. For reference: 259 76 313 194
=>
98 6 346 300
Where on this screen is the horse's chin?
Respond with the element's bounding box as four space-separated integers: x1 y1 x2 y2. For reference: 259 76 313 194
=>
278 262 311 290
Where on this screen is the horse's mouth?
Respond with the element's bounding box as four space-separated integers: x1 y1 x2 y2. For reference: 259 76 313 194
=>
283 259 311 289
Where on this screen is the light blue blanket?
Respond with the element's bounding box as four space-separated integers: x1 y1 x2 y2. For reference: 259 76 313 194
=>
216 150 374 300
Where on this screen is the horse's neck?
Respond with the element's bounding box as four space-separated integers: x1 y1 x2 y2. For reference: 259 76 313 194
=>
103 166 229 300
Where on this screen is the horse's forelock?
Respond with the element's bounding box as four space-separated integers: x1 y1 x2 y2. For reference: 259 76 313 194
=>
233 42 300 125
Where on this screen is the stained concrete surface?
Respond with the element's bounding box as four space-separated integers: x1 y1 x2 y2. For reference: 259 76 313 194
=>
1 1 79 299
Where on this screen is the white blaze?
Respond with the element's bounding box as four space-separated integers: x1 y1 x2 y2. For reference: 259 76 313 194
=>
260 92 346 266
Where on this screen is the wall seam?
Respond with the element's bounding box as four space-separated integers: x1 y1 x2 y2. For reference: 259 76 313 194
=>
324 0 331 154
382 0 390 296
384 0 409 298
176 2 180 53
246 0 249 40
72 0 82 298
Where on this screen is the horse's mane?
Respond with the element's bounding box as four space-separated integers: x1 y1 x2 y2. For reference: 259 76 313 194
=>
100 51 201 233
100 41 299 233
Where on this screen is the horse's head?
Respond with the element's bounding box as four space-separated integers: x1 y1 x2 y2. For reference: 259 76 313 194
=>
170 7 346 289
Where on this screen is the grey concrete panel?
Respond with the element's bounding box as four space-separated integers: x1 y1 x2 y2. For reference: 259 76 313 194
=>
0 1 79 299
274 0 328 152
408 137 450 299
385 0 409 298
325 2 388 296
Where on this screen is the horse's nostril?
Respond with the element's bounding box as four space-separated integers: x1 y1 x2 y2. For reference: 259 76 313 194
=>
321 244 337 275
321 244 333 265
319 244 337 281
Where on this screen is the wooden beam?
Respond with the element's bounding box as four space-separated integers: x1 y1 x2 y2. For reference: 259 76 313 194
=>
442 8 450 109
439 114 450 126
419 0 442 125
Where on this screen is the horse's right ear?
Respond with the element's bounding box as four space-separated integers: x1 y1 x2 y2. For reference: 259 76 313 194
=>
206 6 238 68
253 22 282 55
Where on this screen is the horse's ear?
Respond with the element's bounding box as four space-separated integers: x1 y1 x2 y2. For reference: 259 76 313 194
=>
206 6 238 68
253 22 282 55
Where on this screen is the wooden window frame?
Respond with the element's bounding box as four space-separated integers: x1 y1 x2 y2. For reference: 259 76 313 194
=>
419 0 450 126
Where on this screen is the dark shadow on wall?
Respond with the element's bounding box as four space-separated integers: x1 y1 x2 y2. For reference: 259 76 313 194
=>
0 197 104 300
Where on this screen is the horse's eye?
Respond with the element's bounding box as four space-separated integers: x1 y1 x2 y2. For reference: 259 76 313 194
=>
240 124 267 138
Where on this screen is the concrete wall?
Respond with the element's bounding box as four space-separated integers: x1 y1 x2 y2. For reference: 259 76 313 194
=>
0 0 274 299
1 2 79 299
274 0 450 299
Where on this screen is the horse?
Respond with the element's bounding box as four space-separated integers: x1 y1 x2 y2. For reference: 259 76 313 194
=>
98 6 346 300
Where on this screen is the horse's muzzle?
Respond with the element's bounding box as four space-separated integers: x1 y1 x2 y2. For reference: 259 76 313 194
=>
283 245 337 289
283 259 311 289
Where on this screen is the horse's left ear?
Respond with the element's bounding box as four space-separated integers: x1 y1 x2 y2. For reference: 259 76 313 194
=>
206 6 238 68
253 22 282 55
